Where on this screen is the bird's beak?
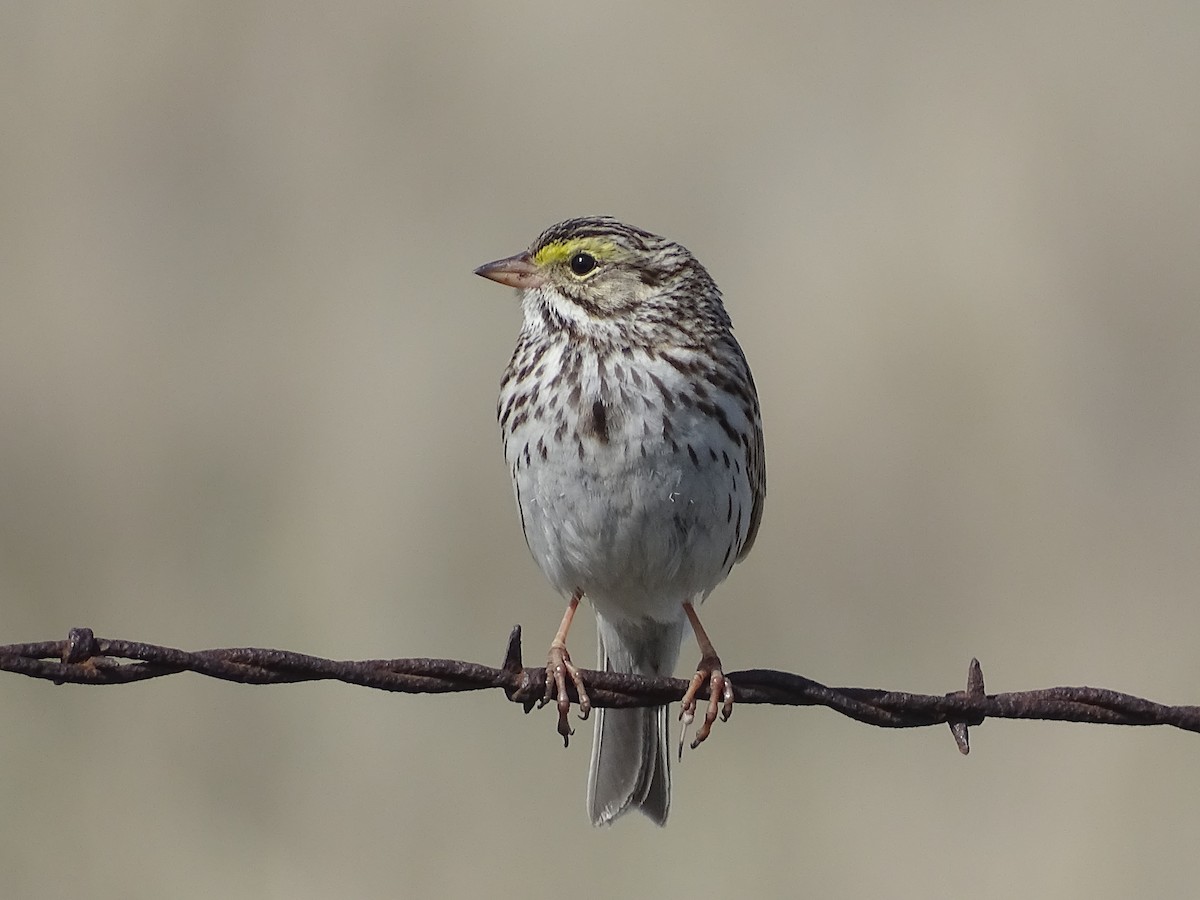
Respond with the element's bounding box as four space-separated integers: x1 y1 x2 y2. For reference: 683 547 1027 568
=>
473 252 545 289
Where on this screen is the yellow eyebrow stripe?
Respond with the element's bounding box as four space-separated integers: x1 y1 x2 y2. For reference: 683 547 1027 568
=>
533 237 622 268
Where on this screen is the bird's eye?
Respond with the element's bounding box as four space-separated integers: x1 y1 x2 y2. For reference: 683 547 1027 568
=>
569 252 597 277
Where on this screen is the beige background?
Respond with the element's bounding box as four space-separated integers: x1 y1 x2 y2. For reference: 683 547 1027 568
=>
3 3 1198 898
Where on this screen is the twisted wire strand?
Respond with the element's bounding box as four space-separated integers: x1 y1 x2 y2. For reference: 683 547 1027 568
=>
3 627 1197 753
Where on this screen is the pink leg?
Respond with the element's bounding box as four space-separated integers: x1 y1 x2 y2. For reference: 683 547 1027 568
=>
540 590 591 746
678 600 735 752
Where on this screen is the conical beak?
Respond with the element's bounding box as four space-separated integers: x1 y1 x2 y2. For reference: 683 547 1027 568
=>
473 252 545 289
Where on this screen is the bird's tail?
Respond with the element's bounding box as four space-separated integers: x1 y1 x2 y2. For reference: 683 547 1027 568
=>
587 613 685 826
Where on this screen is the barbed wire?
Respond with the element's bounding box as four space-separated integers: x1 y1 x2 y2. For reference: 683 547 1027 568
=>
3 626 1197 754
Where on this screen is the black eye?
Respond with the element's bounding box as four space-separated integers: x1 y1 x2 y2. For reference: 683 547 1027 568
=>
569 252 597 276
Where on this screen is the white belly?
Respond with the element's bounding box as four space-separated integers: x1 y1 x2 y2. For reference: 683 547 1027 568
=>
510 406 752 625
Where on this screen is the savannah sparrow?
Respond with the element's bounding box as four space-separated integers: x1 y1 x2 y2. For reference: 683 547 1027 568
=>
475 217 765 826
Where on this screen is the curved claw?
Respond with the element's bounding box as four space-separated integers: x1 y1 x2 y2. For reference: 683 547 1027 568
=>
678 655 735 753
543 642 591 747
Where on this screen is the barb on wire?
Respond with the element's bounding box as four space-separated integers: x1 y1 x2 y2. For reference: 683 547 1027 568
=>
2 626 1198 754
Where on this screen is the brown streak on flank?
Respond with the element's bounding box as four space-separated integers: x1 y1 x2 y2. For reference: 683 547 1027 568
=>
590 400 610 444
662 353 699 377
710 403 741 447
498 394 515 428
647 372 676 411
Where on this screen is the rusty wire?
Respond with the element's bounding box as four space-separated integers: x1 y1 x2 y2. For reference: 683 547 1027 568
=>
2 626 1198 754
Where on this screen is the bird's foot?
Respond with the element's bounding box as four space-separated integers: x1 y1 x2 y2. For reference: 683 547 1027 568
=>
678 653 734 755
539 640 591 747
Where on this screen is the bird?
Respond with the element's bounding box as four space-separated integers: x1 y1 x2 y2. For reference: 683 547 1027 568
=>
475 216 765 826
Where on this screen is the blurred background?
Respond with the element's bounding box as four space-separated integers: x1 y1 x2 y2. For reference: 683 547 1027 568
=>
2 3 1198 898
